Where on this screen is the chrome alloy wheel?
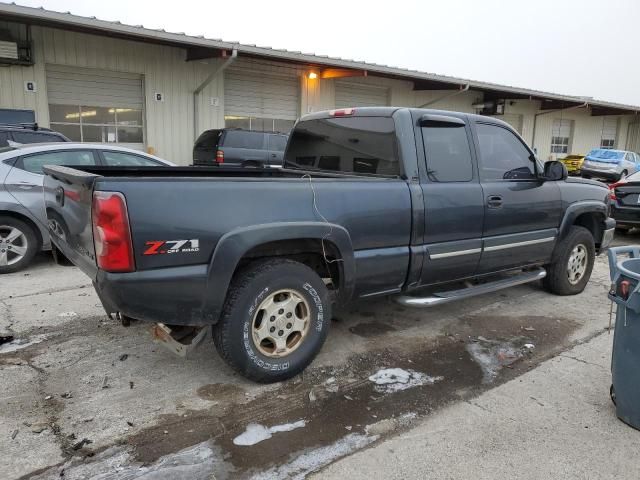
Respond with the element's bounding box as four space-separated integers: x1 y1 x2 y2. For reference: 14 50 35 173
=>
251 289 311 358
567 243 588 285
0 225 28 267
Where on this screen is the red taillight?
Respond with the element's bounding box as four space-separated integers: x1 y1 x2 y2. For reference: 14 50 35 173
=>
215 150 224 164
329 108 355 117
92 191 134 273
609 179 627 201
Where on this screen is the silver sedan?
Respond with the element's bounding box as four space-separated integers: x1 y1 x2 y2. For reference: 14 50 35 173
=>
0 143 175 273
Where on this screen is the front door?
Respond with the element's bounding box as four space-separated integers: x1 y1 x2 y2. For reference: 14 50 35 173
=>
417 114 484 285
473 122 562 274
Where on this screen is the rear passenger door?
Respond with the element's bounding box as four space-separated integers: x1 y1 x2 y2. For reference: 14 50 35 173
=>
417 114 484 285
4 150 98 228
473 122 561 274
221 131 268 166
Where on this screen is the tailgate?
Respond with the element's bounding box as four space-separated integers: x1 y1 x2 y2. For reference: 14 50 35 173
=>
43 165 99 279
616 182 640 208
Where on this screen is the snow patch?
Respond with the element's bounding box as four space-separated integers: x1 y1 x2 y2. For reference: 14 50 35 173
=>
250 433 377 480
368 368 443 393
0 334 47 354
233 420 306 446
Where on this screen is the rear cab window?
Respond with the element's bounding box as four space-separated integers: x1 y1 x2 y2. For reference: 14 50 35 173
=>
222 131 265 149
284 116 400 176
421 119 473 182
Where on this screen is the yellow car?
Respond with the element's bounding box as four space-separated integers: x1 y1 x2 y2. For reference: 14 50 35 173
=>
560 154 586 175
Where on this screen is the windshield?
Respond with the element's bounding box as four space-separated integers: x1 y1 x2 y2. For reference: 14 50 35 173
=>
586 149 624 160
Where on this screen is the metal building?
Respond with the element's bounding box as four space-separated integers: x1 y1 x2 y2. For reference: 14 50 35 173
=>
0 3 639 165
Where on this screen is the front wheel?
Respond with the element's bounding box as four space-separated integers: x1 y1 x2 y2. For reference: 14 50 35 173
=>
213 259 331 382
543 226 595 295
0 216 39 274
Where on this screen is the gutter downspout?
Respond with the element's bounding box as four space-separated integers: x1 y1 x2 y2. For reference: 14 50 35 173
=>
418 84 470 108
531 101 588 154
193 48 238 141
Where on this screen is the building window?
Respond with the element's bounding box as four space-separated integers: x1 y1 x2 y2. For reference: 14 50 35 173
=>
600 117 617 149
224 116 295 133
551 119 572 154
49 105 144 144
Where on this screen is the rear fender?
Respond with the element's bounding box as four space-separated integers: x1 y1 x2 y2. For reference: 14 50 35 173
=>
201 222 355 323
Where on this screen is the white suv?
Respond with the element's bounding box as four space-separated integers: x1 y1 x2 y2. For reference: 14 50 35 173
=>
581 149 640 182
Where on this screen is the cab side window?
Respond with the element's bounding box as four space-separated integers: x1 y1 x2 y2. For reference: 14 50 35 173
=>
421 122 473 182
476 123 536 181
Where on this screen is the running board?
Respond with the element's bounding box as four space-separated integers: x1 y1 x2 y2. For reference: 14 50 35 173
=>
395 268 546 308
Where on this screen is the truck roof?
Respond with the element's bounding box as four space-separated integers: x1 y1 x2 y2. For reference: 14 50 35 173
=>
299 106 514 130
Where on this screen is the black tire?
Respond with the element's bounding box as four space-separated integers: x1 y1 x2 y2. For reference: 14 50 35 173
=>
213 258 331 383
543 225 595 295
242 161 261 168
0 216 39 274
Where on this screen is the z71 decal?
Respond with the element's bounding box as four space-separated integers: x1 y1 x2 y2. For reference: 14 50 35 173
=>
143 239 200 255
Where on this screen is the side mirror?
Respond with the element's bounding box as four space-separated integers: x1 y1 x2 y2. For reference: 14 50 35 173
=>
543 160 568 181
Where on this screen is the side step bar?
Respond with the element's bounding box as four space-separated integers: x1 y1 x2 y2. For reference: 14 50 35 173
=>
395 268 546 308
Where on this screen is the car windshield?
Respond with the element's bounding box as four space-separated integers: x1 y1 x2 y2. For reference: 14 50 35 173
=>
586 149 624 160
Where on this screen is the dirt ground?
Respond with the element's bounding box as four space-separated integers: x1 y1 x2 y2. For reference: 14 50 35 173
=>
0 232 637 479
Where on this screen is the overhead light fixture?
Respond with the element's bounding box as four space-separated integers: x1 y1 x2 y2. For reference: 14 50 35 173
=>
308 72 318 79
65 110 97 119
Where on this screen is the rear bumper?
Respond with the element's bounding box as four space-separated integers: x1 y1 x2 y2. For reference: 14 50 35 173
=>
581 167 620 180
612 205 640 227
93 264 215 326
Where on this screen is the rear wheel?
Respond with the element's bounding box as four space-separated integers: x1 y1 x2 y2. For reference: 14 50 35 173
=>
543 226 595 295
213 258 331 382
0 216 38 274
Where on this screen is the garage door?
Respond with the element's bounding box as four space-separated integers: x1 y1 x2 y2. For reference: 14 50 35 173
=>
46 65 145 149
224 66 299 133
335 81 389 108
628 122 640 153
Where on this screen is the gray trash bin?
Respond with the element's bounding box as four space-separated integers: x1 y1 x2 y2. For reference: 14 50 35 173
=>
608 245 640 430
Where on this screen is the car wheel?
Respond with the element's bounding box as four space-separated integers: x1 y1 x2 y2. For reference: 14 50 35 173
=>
213 258 331 382
543 226 595 295
0 216 39 274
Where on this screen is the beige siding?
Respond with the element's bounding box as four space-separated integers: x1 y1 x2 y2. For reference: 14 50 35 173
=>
0 25 225 165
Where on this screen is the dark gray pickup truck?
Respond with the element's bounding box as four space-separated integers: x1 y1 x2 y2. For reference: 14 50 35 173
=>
43 107 615 382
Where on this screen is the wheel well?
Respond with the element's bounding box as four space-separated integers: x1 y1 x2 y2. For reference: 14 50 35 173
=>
0 210 43 250
573 212 603 247
235 238 342 293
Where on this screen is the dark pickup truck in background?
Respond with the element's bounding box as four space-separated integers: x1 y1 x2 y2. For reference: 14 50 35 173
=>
43 107 615 382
